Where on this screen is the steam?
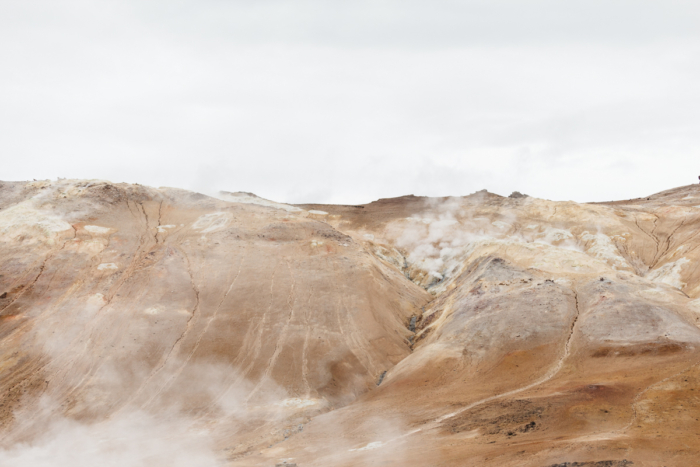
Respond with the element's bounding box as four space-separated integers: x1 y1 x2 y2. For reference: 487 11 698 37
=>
3 303 298 467
395 196 491 289
0 356 303 467
0 408 220 467
389 194 636 292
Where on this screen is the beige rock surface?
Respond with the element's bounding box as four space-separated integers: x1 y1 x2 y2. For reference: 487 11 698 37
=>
1 180 700 466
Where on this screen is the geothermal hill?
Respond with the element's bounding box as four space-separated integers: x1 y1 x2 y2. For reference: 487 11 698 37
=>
1 180 700 467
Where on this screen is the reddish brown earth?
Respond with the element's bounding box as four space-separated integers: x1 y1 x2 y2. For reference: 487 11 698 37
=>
1 180 700 466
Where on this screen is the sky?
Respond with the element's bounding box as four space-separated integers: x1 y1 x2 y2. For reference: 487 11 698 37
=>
1 0 700 204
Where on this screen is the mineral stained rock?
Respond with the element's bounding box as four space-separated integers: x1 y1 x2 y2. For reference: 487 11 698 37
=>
1 179 700 466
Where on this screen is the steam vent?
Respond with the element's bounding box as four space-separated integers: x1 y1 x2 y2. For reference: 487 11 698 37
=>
2 179 700 466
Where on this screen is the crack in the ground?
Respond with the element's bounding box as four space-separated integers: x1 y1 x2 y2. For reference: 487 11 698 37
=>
648 214 661 262
154 200 163 244
0 227 76 316
137 202 150 231
138 247 201 409
651 217 685 269
102 203 152 303
632 215 658 269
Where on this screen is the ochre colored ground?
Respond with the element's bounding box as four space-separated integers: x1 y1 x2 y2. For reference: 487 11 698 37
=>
2 180 700 466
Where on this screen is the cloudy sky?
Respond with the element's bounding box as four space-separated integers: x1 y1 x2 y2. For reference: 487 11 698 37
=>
2 0 699 204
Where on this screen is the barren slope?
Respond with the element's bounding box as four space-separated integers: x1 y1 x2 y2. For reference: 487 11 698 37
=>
0 180 428 463
2 181 700 466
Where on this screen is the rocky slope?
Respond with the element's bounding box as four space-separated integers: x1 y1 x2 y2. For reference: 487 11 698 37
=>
1 180 700 466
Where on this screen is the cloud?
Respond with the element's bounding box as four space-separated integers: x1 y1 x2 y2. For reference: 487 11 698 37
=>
1 1 699 203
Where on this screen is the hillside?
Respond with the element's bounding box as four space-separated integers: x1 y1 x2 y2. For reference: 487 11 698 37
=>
1 180 700 466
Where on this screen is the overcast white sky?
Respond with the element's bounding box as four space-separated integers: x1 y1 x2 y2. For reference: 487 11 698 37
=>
2 1 699 204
